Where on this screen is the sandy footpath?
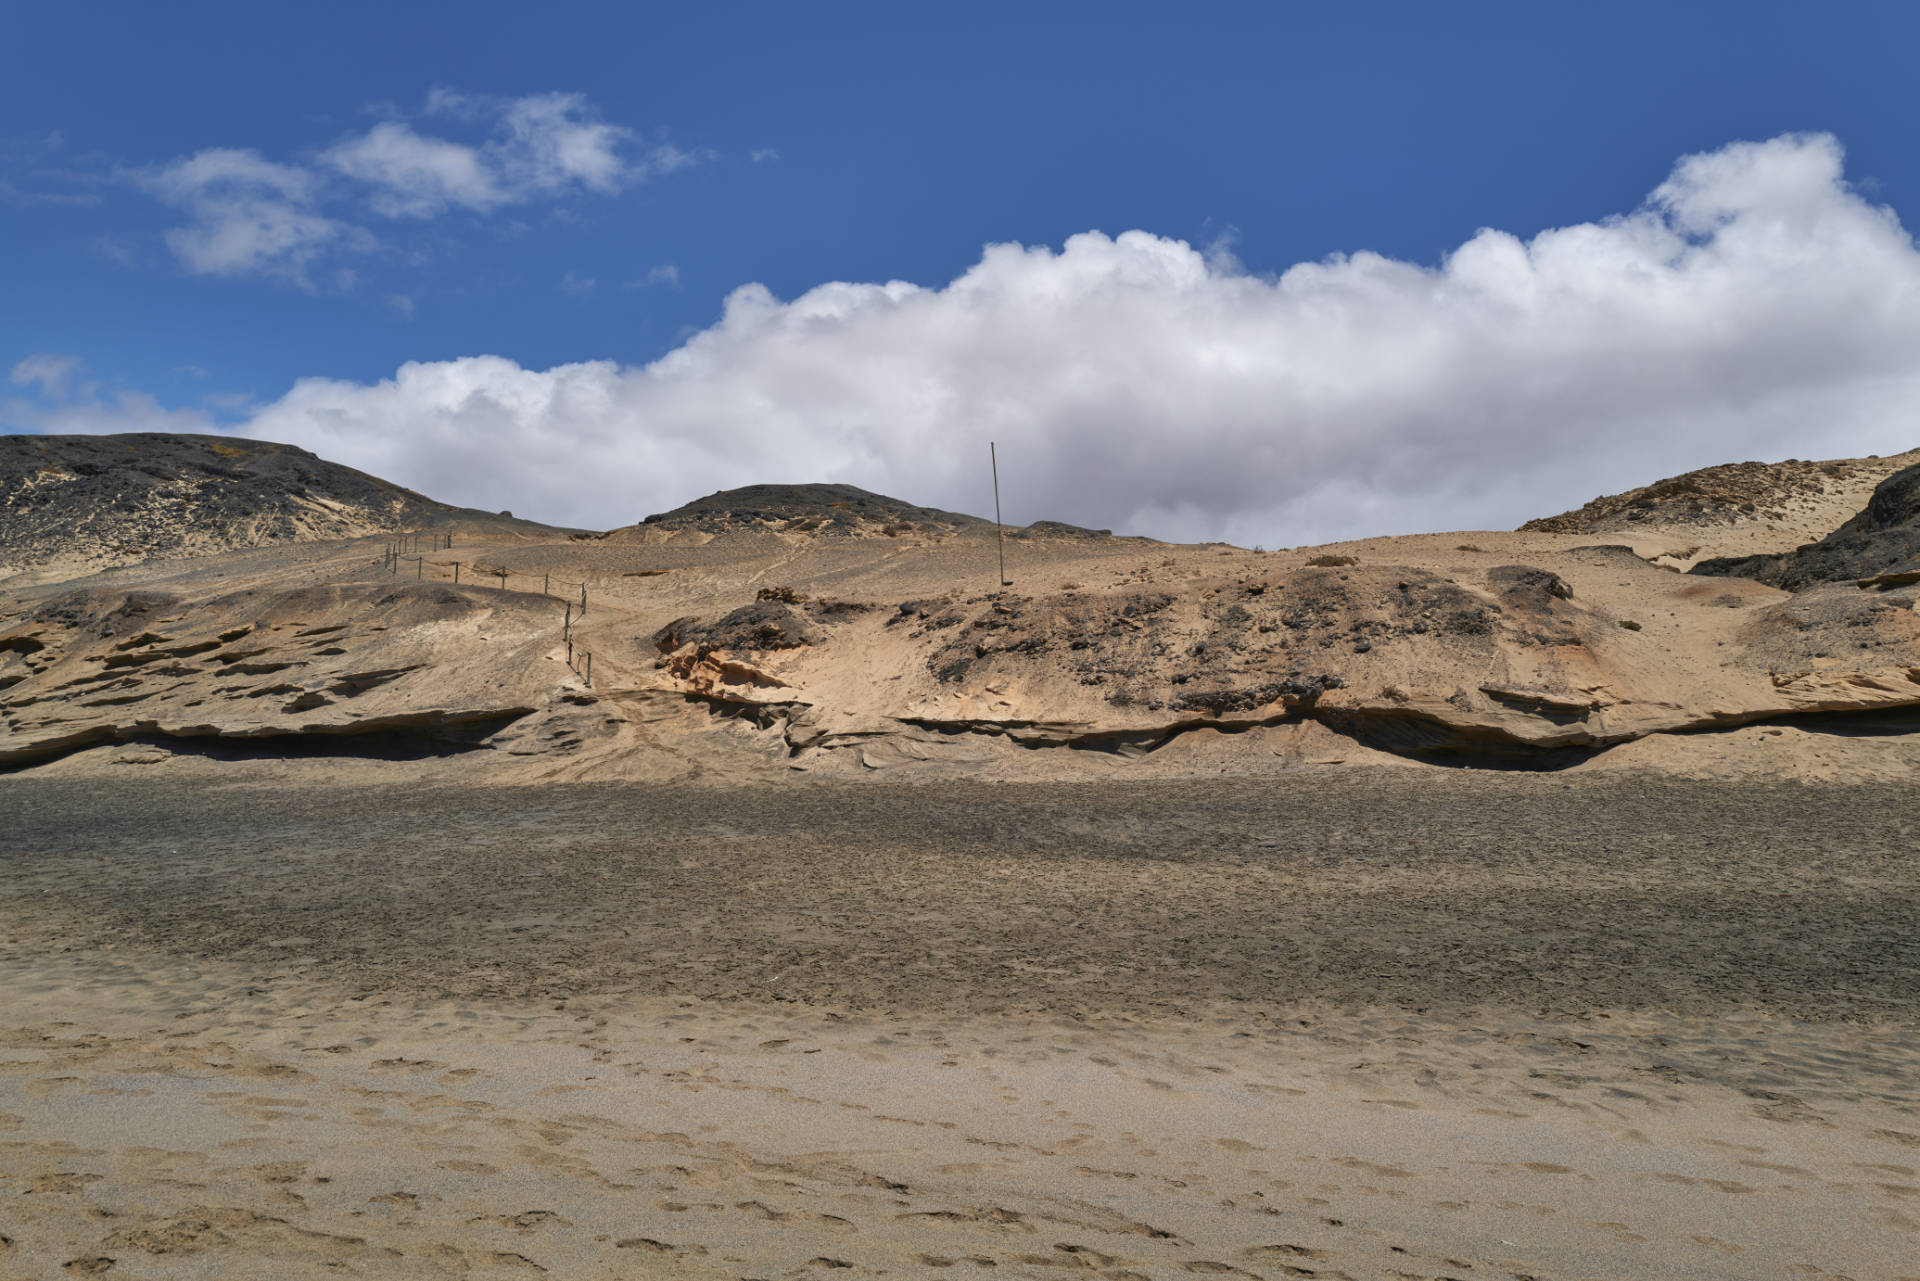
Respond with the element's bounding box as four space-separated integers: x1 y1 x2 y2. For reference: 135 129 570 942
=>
3 771 1920 1279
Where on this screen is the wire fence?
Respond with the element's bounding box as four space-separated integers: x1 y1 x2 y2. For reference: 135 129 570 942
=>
376 528 595 687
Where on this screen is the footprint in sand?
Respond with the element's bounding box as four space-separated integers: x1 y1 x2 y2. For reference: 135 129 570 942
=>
472 1210 569 1232
1242 1242 1328 1263
1074 1164 1140 1180
1691 1234 1744 1254
1016 1245 1120 1269
489 1251 544 1270
1870 1206 1918 1232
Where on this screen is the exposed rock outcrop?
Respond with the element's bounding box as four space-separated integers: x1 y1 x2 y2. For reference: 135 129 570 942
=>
6 434 1920 777
0 433 555 585
1693 461 1920 590
0 580 563 767
639 483 990 537
1522 453 1918 535
645 550 1920 766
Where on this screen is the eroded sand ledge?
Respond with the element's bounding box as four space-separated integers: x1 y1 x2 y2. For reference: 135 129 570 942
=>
3 772 1918 1278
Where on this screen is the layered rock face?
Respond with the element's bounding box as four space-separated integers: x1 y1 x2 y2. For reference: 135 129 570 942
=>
647 549 1920 766
0 578 569 767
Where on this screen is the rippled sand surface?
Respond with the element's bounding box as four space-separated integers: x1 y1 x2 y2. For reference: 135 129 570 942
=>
4 770 1918 1279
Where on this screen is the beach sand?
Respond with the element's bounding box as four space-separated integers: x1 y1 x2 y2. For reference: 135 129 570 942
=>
4 770 1919 1278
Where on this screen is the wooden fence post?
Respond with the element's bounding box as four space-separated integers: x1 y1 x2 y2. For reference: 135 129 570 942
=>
579 584 587 615
453 562 460 584
585 652 591 686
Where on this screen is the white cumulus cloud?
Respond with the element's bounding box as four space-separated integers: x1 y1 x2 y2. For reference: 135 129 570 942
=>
31 133 1920 546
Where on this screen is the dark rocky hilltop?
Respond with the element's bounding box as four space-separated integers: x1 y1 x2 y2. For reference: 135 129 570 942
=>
1521 453 1909 534
638 482 1116 540
640 482 992 535
1693 459 1920 589
1 433 534 581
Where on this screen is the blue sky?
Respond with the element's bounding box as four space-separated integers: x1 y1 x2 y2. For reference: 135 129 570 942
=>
6 2 1920 540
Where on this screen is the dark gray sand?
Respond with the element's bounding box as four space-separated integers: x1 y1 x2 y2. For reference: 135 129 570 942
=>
4 770 1919 1280
6 771 1917 1022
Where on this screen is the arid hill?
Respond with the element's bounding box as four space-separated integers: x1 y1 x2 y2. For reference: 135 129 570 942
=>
1693 459 1920 590
639 482 993 536
0 432 551 586
1518 447 1920 570
631 482 1117 541
3 435 1918 777
1522 451 1917 535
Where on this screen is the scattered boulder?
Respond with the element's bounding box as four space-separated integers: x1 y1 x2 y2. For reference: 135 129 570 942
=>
654 601 820 654
1487 565 1573 601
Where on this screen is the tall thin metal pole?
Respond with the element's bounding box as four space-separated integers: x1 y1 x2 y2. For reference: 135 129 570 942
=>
991 441 1010 587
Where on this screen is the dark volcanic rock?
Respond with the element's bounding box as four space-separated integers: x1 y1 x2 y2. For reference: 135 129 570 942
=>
640 484 989 535
1 432 546 580
638 483 1122 541
1693 462 1920 590
1521 455 1892 533
654 601 821 653
1488 565 1573 602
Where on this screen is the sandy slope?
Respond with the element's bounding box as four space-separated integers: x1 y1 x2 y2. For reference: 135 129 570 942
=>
1522 447 1920 570
10 474 1914 779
